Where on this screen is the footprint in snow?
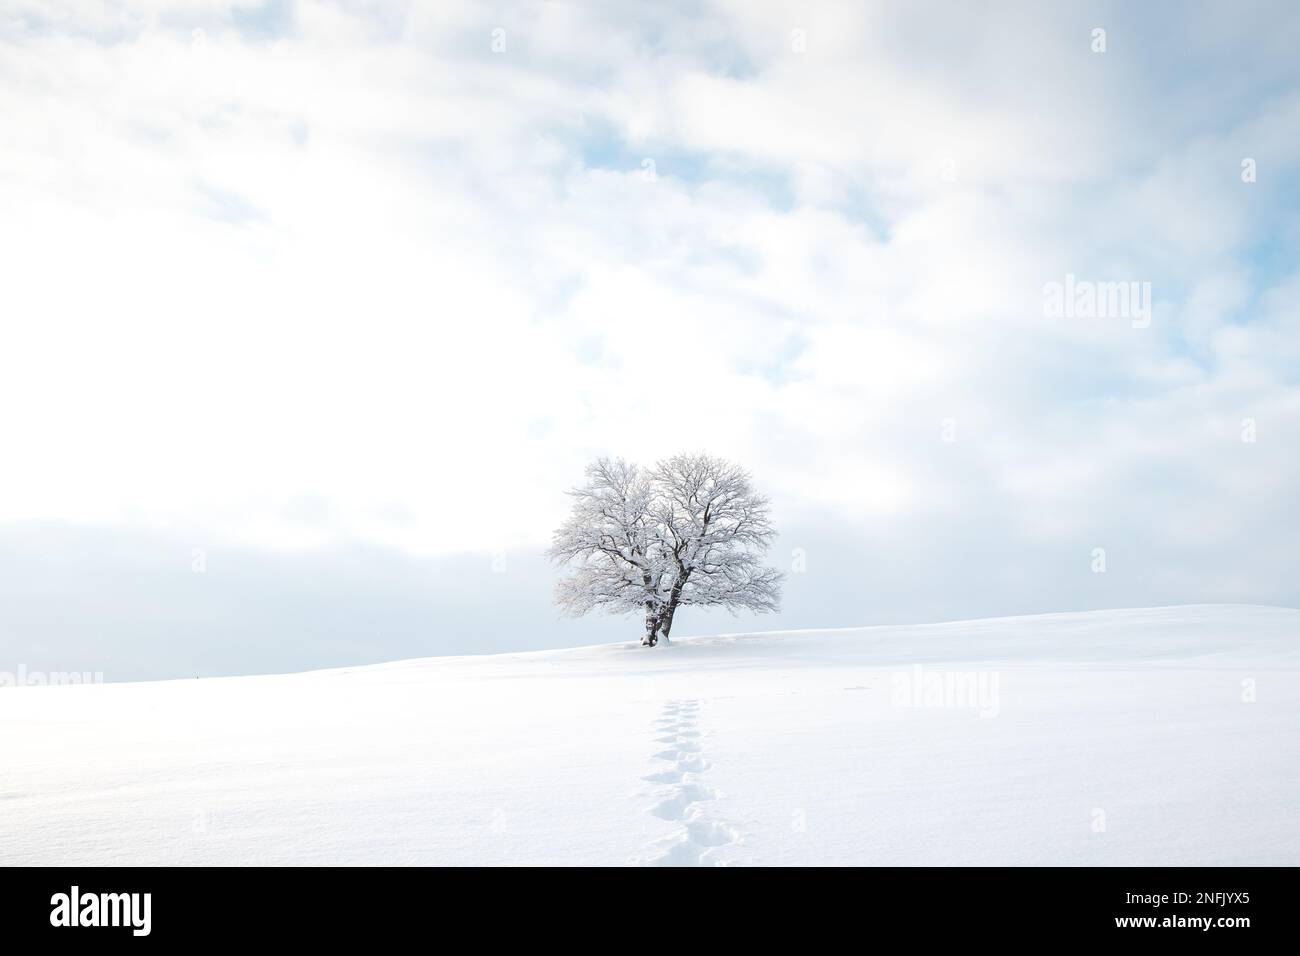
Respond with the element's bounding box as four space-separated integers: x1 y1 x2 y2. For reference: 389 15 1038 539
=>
638 698 741 867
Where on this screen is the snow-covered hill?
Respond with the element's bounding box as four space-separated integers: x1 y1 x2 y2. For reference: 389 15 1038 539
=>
2 604 1298 866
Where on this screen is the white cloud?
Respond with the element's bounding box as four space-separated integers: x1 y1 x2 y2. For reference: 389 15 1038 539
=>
0 0 1297 619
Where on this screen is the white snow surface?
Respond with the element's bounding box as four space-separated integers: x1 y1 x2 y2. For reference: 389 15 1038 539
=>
3 604 1298 866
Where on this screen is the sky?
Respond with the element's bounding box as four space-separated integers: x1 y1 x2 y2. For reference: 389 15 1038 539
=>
1 0 1298 680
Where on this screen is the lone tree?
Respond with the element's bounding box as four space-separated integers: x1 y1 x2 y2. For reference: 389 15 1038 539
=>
548 453 783 646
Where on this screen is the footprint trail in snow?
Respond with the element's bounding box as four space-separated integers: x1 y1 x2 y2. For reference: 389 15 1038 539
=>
640 698 741 866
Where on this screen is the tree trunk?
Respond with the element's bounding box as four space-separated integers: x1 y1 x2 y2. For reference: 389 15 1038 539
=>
642 603 659 647
658 571 687 645
659 598 679 644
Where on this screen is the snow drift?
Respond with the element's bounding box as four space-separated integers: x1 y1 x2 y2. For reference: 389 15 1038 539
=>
2 604 1297 866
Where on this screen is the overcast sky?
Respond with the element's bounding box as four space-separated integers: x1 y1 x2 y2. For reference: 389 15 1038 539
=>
2 1 1298 681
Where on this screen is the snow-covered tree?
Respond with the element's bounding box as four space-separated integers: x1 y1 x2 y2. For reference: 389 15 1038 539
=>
548 454 783 646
